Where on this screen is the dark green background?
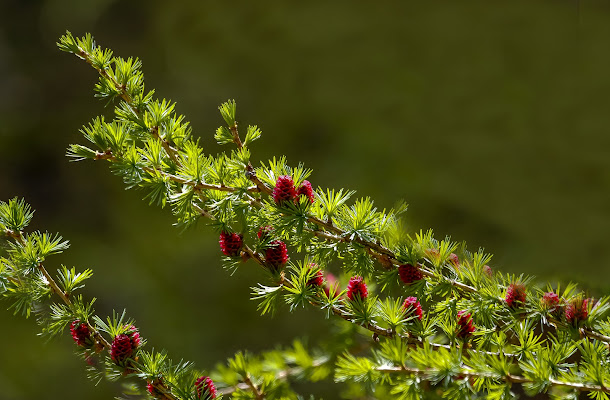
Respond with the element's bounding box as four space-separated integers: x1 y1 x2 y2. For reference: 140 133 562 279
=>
1 1 609 399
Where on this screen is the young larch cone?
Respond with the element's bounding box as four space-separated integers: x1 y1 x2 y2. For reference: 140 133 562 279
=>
273 175 297 205
505 283 527 308
70 319 92 347
541 292 560 311
456 311 476 339
111 334 135 365
147 380 166 398
346 276 368 301
125 325 142 348
265 240 288 270
448 253 460 268
110 326 141 365
402 297 423 321
219 231 243 256
482 265 493 278
296 180 315 204
324 272 340 299
195 376 217 399
425 248 439 259
257 225 273 240
307 264 324 287
565 298 589 325
398 264 423 285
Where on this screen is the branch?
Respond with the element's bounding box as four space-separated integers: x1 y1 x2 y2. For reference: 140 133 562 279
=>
3 228 178 400
377 365 610 394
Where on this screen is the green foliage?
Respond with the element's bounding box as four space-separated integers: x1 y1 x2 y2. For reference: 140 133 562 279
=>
4 30 610 400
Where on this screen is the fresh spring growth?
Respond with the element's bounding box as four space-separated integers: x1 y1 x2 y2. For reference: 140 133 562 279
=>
3 31 610 400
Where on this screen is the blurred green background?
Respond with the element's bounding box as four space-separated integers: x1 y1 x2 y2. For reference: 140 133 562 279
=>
1 0 610 398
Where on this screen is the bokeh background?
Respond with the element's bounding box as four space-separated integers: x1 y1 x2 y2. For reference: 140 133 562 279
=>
1 0 610 398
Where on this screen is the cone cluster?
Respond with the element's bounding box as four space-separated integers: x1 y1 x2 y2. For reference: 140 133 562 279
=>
273 176 315 205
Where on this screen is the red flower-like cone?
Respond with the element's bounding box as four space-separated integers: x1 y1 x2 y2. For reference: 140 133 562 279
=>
398 264 423 285
70 320 92 347
324 273 340 298
565 298 589 325
541 292 560 311
297 180 315 204
195 376 217 399
425 248 439 259
402 297 423 321
347 276 368 301
307 264 324 287
219 232 243 256
147 380 165 398
448 253 460 268
110 326 141 365
505 283 527 308
111 334 134 365
273 175 297 205
482 265 493 278
456 311 476 339
257 225 273 240
266 240 288 270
